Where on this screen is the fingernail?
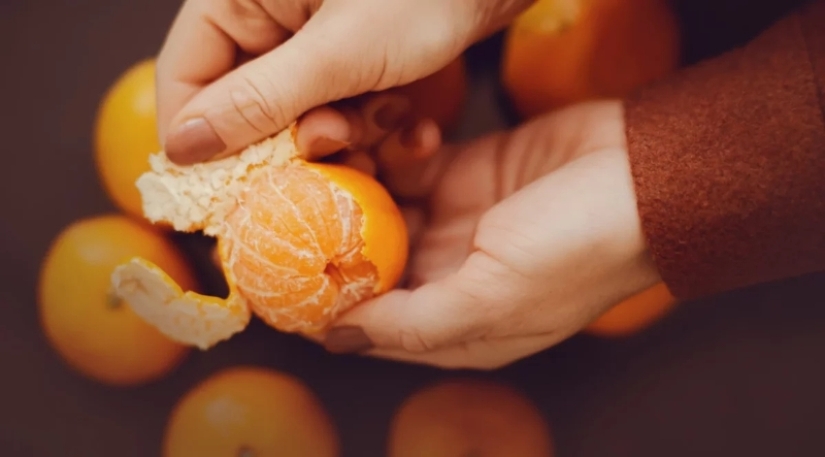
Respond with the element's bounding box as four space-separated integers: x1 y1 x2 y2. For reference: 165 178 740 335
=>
309 136 349 156
373 97 411 131
165 118 226 164
323 325 374 354
403 119 441 158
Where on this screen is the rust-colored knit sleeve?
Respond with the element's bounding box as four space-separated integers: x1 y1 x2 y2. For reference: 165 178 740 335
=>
625 0 825 300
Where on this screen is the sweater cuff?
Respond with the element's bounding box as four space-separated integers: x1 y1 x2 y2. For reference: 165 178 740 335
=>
624 0 825 300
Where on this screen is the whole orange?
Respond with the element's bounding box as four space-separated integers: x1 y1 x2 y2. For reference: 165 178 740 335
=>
94 59 161 221
37 214 195 386
585 282 676 337
388 378 554 457
501 0 680 118
163 366 340 457
396 56 467 134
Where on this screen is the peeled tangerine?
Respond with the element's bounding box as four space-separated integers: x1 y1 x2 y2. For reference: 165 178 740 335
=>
110 126 408 350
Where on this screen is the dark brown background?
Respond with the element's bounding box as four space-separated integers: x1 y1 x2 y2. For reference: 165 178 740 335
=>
2 0 824 456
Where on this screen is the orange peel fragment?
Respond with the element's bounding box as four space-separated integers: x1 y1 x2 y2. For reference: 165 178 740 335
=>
110 125 408 350
111 258 250 350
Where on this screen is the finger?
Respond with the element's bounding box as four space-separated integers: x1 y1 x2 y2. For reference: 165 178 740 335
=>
155 0 292 142
366 333 563 370
162 7 383 164
377 118 443 198
377 117 442 167
295 106 364 160
322 250 516 354
356 93 414 149
296 91 418 161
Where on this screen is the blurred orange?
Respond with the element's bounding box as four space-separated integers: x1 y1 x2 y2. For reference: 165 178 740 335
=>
585 282 676 337
501 0 680 118
37 214 194 386
396 56 467 134
94 59 161 221
387 378 554 457
163 366 340 457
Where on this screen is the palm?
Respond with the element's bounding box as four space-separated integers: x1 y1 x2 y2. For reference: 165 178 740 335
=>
399 102 624 287
405 140 499 286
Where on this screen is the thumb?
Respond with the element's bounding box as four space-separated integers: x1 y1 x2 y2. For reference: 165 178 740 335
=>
163 11 376 164
322 251 513 354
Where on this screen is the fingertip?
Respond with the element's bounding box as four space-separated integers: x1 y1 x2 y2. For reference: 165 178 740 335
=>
321 293 391 354
296 106 352 158
322 325 375 354
413 118 442 159
164 117 227 165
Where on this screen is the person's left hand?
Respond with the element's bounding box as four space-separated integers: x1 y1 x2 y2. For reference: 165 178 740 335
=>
295 98 663 370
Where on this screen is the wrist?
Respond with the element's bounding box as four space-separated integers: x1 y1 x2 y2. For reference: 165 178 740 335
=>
600 145 662 301
581 102 660 299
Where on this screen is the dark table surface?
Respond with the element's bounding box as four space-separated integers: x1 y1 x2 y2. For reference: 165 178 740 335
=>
2 1 824 456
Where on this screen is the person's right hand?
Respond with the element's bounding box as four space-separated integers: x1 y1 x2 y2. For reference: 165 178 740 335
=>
156 0 535 165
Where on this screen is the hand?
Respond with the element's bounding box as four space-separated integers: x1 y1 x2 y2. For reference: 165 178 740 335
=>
304 99 662 370
155 0 534 164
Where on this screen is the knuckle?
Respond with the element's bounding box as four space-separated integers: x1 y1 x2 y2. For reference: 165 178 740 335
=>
398 329 438 353
229 75 289 131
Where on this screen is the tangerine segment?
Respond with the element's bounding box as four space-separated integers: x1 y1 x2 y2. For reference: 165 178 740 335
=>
111 258 251 350
219 161 407 333
306 162 409 293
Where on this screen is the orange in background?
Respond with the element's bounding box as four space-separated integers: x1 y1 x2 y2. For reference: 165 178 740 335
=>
501 0 680 118
37 214 195 386
396 56 468 135
388 378 555 457
585 282 677 337
94 59 162 222
163 366 339 457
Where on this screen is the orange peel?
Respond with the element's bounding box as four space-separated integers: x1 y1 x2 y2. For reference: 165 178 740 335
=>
110 125 408 350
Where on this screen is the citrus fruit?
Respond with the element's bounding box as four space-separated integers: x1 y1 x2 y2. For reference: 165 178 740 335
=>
388 378 555 457
163 366 339 457
585 282 676 337
94 58 162 221
37 214 195 386
110 125 409 349
501 0 680 118
396 56 467 134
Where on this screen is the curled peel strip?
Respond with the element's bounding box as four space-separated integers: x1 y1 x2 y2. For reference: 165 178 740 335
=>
111 258 250 350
